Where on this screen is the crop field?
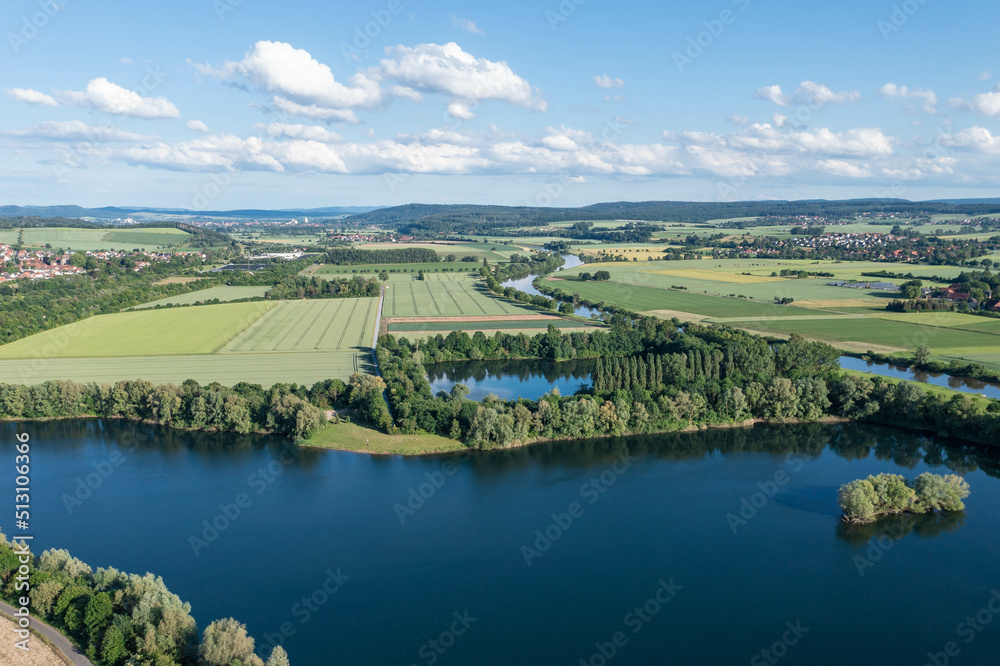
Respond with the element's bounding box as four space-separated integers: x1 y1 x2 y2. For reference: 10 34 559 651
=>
388 319 602 333
16 226 192 251
0 302 275 359
351 241 514 261
131 286 269 309
648 268 782 284
0 229 21 244
0 352 370 387
222 298 377 353
381 274 540 317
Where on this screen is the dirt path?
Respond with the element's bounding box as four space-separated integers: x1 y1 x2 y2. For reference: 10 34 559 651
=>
0 601 91 665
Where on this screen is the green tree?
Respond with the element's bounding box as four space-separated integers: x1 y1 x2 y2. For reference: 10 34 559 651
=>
100 625 128 666
913 344 931 366
199 618 263 666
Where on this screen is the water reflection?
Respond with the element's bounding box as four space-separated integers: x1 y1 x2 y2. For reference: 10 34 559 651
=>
426 358 594 401
835 509 967 546
839 356 1000 400
500 254 601 318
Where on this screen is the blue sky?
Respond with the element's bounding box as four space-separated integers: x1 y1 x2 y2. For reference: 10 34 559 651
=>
2 0 1000 209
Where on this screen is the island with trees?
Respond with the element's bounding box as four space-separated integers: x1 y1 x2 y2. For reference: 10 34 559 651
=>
838 473 971 523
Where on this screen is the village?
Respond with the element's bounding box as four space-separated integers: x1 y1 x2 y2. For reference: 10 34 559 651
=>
0 243 207 283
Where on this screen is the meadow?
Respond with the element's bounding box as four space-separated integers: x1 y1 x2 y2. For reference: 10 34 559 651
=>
0 302 275 358
15 226 192 251
130 285 269 309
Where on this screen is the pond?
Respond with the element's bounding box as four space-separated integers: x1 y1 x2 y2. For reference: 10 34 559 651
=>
17 419 1000 665
839 355 1000 400
426 358 595 401
500 254 601 318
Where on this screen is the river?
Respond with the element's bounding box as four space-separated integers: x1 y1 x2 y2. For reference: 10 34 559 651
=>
500 254 601 318
15 419 1000 665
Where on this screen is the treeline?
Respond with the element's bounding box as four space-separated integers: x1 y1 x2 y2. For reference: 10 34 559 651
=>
0 216 100 229
861 270 954 283
729 234 1000 265
0 379 340 439
265 275 380 300
885 299 951 312
324 247 438 265
0 536 289 666
365 321 1000 449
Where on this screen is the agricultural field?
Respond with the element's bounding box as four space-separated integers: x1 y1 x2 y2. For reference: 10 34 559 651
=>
351 241 516 261
130 285 269 309
222 298 377 353
0 229 21 244
15 226 192 251
381 273 541 318
0 302 275 359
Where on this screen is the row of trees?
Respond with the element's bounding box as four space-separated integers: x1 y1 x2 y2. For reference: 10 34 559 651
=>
264 275 380 300
838 473 970 522
0 379 337 439
324 247 438 265
0 535 289 666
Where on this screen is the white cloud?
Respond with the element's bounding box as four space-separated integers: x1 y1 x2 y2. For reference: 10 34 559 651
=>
728 115 750 126
815 159 871 178
379 42 546 112
451 16 484 34
594 75 624 89
186 120 211 132
57 78 180 119
257 122 342 143
271 97 360 124
940 126 1000 154
878 83 938 114
755 81 860 108
447 101 476 120
7 88 58 106
389 85 423 102
950 86 1000 117
120 57 133 64
200 40 382 110
5 120 155 142
980 71 992 81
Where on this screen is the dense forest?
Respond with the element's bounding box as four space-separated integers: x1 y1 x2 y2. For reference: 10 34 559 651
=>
0 535 289 666
324 247 438 265
0 378 340 439
363 319 1000 449
265 275 380 299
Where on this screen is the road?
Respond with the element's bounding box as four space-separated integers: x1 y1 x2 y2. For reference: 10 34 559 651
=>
0 600 94 666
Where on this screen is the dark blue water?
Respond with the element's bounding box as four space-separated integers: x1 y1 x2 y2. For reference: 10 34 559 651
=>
501 254 601 318
426 359 594 401
839 356 1000 400
9 420 1000 665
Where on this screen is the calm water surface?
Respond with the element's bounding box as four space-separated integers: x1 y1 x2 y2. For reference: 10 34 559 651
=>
10 420 1000 665
501 254 601 318
839 355 1000 400
426 359 594 401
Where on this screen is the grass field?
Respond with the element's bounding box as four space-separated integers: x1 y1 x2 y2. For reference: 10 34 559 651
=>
314 262 481 275
0 351 371 386
131 286 269 309
382 274 540 317
222 298 378 353
305 420 465 455
351 241 514 261
16 227 192 251
0 302 275 359
388 319 602 333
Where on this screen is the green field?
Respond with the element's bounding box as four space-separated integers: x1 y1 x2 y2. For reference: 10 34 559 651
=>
0 351 371 387
0 302 275 359
131 286 269 309
223 298 378 353
382 274 541 317
16 227 192 251
352 241 516 261
0 229 21 244
387 319 602 333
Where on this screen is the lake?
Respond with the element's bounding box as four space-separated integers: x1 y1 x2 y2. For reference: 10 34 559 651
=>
840 355 1000 400
426 359 594 401
14 419 1000 665
501 254 601 318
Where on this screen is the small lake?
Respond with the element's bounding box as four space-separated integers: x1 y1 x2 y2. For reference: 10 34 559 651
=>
501 254 601 318
16 419 1000 665
426 359 595 401
839 355 1000 400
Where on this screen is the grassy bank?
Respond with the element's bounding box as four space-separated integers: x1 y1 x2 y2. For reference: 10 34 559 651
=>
305 421 467 455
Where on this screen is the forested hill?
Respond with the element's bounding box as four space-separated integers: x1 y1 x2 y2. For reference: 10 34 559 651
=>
346 199 1000 234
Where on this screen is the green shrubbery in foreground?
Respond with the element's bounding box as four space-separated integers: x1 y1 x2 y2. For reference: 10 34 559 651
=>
0 534 289 665
838 473 970 523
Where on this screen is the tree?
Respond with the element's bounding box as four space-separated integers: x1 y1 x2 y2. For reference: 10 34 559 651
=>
199 618 262 666
266 645 291 666
378 270 389 281
838 479 876 522
100 625 127 666
913 344 931 366
593 270 612 281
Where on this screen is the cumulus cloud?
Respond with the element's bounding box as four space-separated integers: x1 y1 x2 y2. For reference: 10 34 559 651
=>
4 120 155 142
451 16 484 34
379 42 546 116
755 81 860 108
594 75 624 89
879 83 937 114
198 40 382 111
186 120 211 132
257 122 342 143
940 126 1000 154
950 86 1000 117
271 97 360 124
815 159 871 178
57 78 180 119
6 88 58 106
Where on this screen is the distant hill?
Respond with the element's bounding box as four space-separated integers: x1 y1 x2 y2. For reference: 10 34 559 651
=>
0 205 379 221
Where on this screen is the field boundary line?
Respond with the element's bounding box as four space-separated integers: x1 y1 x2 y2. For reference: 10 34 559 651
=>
212 301 278 353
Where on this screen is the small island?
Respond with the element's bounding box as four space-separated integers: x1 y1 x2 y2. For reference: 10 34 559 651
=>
838 473 970 523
